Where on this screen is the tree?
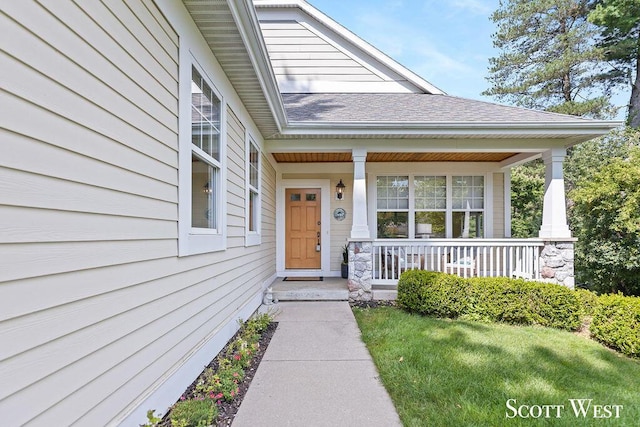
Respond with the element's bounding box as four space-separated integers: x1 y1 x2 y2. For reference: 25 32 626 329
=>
588 0 640 127
570 128 640 295
510 160 544 237
484 0 614 118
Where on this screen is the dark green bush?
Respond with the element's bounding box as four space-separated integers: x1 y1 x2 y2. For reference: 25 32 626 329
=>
591 293 640 358
397 271 582 331
574 288 599 317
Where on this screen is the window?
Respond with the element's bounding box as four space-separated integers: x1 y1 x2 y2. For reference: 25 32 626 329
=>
414 176 446 238
376 175 485 238
246 135 261 245
179 61 226 256
452 176 484 238
191 67 221 231
376 176 409 238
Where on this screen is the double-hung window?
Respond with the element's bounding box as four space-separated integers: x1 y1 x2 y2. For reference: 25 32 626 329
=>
376 175 485 238
246 134 261 245
452 176 484 238
179 62 226 256
191 67 221 231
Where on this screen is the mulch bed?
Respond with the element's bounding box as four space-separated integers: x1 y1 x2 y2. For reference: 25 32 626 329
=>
158 322 278 427
349 300 397 309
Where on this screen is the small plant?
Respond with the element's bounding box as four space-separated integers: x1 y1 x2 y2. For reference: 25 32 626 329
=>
169 398 217 427
342 244 349 264
140 409 161 427
165 311 274 425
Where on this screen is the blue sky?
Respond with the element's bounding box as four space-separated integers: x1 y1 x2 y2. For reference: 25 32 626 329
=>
309 0 500 100
308 0 628 118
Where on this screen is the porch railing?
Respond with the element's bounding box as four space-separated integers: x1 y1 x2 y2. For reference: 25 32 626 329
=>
372 239 545 285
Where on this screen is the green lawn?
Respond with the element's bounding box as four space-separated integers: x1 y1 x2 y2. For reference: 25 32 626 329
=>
353 306 640 427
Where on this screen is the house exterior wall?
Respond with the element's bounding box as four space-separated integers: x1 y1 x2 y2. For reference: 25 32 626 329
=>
257 8 422 93
281 172 353 273
493 172 506 238
0 1 276 425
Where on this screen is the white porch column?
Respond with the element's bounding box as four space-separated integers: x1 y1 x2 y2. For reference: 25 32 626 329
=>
539 148 571 238
351 148 370 238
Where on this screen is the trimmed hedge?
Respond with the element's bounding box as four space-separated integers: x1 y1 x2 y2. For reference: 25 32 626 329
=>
397 271 582 331
591 293 640 358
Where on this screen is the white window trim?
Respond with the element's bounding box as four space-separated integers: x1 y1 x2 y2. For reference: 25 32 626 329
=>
245 131 261 247
178 52 228 256
372 173 490 239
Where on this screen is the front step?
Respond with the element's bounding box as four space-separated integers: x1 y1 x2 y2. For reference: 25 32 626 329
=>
271 278 349 301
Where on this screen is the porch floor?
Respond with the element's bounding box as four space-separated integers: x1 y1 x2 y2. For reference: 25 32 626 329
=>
271 277 348 301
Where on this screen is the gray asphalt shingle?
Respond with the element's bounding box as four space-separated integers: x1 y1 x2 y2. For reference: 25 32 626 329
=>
282 93 591 123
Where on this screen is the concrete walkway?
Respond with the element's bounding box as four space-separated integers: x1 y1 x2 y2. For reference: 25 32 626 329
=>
232 301 402 427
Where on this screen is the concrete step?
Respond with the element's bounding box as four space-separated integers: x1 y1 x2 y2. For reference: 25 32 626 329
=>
272 278 349 301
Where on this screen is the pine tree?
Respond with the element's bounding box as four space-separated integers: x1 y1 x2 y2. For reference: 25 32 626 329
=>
484 0 614 118
588 0 640 127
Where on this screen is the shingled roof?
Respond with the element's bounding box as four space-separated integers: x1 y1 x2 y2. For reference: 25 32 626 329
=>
282 93 592 124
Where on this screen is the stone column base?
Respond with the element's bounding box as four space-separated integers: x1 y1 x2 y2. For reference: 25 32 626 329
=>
347 241 373 301
539 241 575 289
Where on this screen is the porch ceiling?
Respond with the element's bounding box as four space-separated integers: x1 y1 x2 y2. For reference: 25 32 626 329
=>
271 152 517 163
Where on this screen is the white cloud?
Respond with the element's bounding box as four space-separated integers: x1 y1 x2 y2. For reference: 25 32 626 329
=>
449 0 494 16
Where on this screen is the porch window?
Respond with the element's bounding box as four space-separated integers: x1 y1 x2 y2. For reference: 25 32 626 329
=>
414 176 446 238
375 174 485 238
191 66 221 231
452 176 484 238
376 176 409 238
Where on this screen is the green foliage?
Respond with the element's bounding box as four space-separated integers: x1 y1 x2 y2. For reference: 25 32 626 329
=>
169 399 217 427
574 288 600 316
570 133 640 295
510 160 544 237
588 0 640 126
167 311 274 424
397 270 582 330
591 293 640 357
140 409 162 427
483 0 614 118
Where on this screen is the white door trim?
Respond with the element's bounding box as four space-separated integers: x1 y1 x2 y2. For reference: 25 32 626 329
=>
277 179 331 276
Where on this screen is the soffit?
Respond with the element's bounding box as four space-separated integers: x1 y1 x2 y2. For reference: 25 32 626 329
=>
184 0 280 138
272 152 517 163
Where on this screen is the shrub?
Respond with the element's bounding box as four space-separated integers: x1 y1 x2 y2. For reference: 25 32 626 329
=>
591 293 640 358
169 398 217 427
574 288 599 317
397 271 582 330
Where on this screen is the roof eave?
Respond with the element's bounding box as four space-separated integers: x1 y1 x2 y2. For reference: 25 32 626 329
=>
280 120 623 137
227 0 288 131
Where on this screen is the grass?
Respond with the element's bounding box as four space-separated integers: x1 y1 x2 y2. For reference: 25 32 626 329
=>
353 306 640 427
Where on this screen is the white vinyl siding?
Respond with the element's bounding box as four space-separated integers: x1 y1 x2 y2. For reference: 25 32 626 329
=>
0 1 276 426
493 172 505 238
258 20 416 93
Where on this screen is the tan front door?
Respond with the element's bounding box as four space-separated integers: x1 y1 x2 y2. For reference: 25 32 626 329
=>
285 188 321 269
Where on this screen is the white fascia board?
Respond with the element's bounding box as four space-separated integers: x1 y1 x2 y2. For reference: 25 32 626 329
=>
267 138 577 153
499 152 542 169
281 120 623 137
228 0 287 131
255 0 445 95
